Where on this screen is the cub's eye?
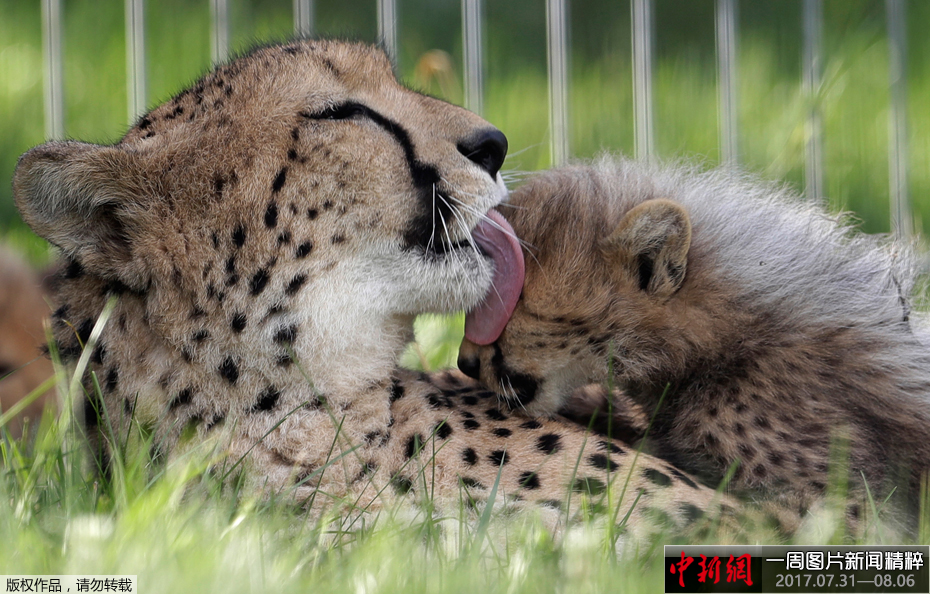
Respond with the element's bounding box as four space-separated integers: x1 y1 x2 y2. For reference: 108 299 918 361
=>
309 103 368 121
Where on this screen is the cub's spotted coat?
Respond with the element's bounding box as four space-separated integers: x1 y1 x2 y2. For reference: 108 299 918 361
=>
459 157 930 533
15 41 732 532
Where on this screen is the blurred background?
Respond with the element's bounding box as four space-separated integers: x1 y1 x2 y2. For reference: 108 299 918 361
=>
0 0 929 369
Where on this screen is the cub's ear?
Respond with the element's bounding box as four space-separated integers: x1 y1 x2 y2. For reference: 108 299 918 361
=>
13 141 152 292
604 199 691 299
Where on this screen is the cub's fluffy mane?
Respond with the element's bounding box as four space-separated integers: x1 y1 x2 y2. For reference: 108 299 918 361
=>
521 156 925 347
484 155 930 527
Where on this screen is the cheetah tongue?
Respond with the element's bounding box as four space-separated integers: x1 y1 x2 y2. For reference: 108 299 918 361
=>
465 209 525 345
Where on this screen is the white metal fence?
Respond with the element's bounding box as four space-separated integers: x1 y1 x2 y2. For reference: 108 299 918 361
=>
39 0 913 236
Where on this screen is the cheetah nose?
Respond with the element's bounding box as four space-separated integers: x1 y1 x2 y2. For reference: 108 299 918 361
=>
458 129 508 179
457 353 481 380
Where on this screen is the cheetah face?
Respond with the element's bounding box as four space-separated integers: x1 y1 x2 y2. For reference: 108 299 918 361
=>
457 188 617 416
14 41 510 342
459 167 692 417
458 280 610 417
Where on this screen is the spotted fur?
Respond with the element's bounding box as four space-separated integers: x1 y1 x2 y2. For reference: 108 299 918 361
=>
14 43 734 534
460 157 930 533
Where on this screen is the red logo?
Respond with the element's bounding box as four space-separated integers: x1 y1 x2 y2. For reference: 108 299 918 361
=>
698 554 722 584
669 552 753 588
669 551 694 588
727 554 753 586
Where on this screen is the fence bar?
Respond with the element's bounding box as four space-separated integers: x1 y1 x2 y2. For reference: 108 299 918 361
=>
632 0 655 160
716 0 738 165
546 0 569 166
461 0 483 115
802 0 824 204
41 0 64 139
211 0 230 65
377 0 398 61
125 0 147 124
294 0 314 36
886 0 911 238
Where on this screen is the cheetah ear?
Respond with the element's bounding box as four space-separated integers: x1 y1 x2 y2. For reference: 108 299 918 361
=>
605 199 691 299
14 141 152 291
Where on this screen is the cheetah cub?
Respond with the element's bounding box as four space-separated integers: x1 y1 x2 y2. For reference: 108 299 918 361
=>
459 157 930 531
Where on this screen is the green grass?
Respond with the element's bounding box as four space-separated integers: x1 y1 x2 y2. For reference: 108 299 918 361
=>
3 0 930 587
1 340 680 592
2 328 928 591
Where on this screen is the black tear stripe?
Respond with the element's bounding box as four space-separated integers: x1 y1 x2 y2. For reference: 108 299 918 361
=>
304 102 448 249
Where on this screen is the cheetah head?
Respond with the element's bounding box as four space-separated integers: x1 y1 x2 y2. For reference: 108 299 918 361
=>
13 40 521 400
458 164 692 416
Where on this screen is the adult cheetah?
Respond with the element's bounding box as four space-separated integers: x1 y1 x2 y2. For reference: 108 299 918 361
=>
459 157 930 533
13 42 732 533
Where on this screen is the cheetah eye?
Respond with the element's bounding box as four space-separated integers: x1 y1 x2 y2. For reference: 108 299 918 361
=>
309 102 368 121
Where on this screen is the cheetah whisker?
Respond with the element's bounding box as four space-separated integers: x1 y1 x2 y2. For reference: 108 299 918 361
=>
432 185 465 256
500 169 530 185
439 192 485 262
439 186 534 252
431 188 460 256
503 144 541 159
427 184 439 254
446 187 546 272
505 376 530 414
436 202 454 256
496 379 510 409
443 184 551 274
445 188 547 278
